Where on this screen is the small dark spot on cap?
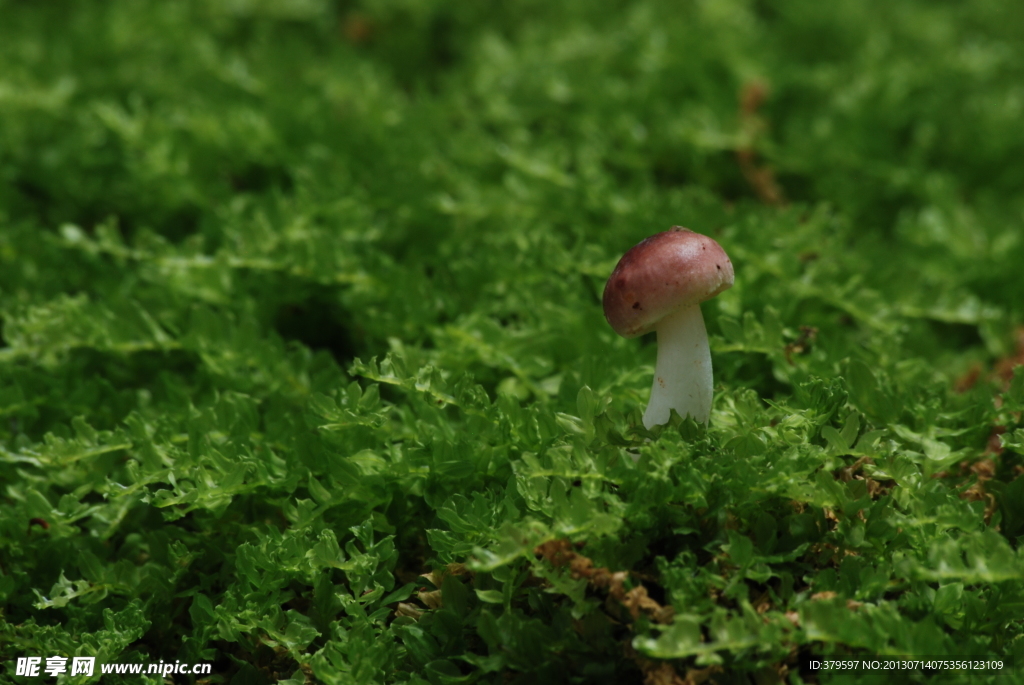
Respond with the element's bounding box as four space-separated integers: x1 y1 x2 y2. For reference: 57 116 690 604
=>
716 264 721 270
632 301 641 309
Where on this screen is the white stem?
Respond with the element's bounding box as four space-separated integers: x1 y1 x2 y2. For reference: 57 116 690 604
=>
643 304 713 429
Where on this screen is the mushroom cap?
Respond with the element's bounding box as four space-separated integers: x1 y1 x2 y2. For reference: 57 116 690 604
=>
603 227 734 338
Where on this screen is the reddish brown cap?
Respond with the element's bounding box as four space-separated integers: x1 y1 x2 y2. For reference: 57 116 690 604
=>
603 228 734 338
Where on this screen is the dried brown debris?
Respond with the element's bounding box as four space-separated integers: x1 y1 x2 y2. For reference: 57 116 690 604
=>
634 657 689 685
836 456 873 483
955 326 1024 394
986 425 1007 456
752 589 773 615
834 456 890 501
994 327 1024 384
933 457 1000 523
957 458 1000 523
783 326 818 365
535 539 676 624
537 539 686 682
736 81 784 206
395 602 424 620
410 563 471 613
416 589 443 610
953 327 1024 461
954 363 983 394
341 13 374 44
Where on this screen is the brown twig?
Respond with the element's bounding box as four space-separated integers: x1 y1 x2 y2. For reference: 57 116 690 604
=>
736 81 784 206
535 539 686 683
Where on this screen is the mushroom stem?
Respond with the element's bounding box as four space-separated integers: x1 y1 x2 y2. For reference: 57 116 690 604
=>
643 304 713 429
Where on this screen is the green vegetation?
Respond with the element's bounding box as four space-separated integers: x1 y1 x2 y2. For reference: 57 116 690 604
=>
2 0 1024 683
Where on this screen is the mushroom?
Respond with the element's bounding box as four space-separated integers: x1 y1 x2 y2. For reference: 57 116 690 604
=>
603 228 734 428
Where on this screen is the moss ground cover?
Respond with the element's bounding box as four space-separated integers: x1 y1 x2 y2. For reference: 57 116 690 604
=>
2 0 1024 682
